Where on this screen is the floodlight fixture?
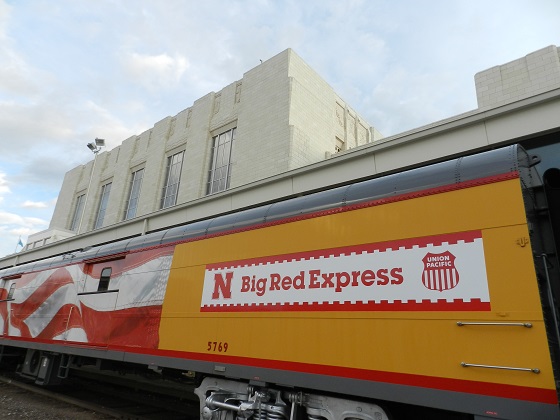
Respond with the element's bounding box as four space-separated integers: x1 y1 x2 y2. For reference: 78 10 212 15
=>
87 138 105 154
79 137 106 232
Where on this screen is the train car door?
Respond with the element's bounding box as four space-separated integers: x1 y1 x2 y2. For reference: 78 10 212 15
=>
76 261 120 346
0 276 19 336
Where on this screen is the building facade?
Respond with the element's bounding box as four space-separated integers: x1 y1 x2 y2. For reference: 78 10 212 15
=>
475 45 560 109
4 45 560 265
39 49 380 248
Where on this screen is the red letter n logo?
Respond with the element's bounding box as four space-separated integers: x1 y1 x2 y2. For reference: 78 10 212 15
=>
212 272 233 299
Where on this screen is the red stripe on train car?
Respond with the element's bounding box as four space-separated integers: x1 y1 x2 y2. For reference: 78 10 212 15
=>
3 322 556 406
114 345 558 405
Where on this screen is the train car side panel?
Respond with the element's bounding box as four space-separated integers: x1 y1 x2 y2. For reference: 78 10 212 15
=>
159 175 557 413
0 246 174 348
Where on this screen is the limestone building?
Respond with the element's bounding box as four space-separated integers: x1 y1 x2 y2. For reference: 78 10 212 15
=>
475 45 560 109
32 49 380 249
7 44 560 265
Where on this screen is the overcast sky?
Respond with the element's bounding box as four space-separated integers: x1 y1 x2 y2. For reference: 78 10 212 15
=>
1 0 559 258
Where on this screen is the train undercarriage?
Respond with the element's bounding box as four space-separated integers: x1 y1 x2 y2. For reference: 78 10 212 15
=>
0 346 478 420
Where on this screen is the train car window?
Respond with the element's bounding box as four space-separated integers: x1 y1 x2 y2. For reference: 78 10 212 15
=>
98 267 112 292
523 136 560 178
7 284 16 300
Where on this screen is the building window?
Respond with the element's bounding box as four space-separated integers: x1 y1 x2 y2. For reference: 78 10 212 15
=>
69 194 85 231
160 151 184 209
98 267 111 292
94 182 112 229
335 137 345 153
207 127 235 195
124 168 144 220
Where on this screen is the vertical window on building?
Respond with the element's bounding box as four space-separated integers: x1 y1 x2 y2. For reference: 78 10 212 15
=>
94 182 112 229
207 127 236 195
160 151 184 209
69 194 85 231
124 168 144 220
335 137 345 153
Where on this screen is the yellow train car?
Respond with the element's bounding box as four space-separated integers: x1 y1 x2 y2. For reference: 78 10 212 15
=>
1 144 559 420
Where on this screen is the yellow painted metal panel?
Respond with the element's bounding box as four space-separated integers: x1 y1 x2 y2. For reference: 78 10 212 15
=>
160 178 555 392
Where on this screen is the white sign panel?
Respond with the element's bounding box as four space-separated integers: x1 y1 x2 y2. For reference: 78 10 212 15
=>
201 231 490 312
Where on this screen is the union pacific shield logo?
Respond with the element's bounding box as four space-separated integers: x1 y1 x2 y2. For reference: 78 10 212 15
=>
422 251 459 292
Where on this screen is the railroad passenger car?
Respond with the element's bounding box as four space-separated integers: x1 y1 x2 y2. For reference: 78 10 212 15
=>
1 143 560 420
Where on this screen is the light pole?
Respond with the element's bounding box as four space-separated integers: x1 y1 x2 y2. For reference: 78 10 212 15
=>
77 138 105 234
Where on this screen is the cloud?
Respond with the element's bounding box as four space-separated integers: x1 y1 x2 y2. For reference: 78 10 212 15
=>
0 43 43 98
0 205 53 257
0 2 47 99
0 171 10 195
121 52 190 91
21 200 49 209
0 171 10 207
0 211 47 227
0 102 74 155
0 0 558 259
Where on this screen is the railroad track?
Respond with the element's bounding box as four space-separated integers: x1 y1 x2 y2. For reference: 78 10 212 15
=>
0 370 200 419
